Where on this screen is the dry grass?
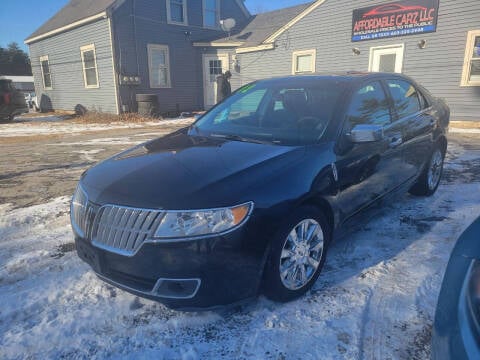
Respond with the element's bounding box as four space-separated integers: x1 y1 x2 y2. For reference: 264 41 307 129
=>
72 111 159 124
19 110 75 119
450 120 480 129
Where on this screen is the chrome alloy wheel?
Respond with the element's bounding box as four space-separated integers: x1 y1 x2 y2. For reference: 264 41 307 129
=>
428 149 443 191
279 219 324 291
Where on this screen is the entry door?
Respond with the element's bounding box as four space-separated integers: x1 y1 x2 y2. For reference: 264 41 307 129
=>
203 54 229 109
335 81 408 220
369 44 404 73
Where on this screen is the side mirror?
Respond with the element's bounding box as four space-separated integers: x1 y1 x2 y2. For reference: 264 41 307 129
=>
348 124 384 143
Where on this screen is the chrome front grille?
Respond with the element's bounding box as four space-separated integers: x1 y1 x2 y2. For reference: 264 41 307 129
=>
71 185 164 256
92 205 164 256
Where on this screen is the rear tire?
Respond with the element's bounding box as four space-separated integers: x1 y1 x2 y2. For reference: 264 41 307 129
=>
409 145 445 196
263 206 330 302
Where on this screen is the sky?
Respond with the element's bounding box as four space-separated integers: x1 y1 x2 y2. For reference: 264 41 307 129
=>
0 0 311 52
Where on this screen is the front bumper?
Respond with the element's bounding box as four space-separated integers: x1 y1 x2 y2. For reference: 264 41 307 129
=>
75 221 267 310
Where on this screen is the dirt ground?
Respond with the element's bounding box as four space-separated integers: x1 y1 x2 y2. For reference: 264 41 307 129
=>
0 121 191 208
0 122 479 209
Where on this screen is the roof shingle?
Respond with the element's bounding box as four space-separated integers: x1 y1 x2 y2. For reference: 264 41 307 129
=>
26 0 116 43
200 2 313 48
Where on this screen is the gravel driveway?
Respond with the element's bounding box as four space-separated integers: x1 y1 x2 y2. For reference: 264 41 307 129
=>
0 118 193 208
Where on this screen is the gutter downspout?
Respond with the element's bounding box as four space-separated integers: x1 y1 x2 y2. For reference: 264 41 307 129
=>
107 10 121 114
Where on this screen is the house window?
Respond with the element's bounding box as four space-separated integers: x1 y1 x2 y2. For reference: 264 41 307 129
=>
80 44 99 88
204 0 219 28
167 0 187 25
39 56 52 90
148 44 171 88
461 30 480 86
292 50 316 75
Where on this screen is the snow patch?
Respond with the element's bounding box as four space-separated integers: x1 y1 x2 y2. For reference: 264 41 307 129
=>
0 139 479 359
0 118 195 137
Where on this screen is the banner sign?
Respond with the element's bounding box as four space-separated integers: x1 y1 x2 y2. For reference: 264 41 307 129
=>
352 0 440 42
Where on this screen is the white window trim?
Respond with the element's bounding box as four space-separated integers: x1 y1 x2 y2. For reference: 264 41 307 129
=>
461 30 480 87
292 49 316 75
148 44 172 89
39 55 52 90
368 44 405 74
166 0 188 26
203 0 221 29
80 44 100 89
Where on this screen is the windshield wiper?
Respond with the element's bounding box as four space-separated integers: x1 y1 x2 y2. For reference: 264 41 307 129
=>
209 133 275 145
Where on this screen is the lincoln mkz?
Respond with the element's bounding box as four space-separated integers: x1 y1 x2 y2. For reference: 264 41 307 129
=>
72 73 449 310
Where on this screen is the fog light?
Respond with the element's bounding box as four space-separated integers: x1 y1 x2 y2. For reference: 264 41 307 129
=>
153 278 201 299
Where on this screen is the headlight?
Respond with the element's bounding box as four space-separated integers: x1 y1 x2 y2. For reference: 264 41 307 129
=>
153 202 253 239
467 260 480 327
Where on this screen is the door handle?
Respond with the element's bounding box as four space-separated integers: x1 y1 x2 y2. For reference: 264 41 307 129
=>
389 137 403 148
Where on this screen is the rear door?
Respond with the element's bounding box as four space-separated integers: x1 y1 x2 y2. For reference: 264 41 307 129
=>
384 78 434 178
335 80 409 219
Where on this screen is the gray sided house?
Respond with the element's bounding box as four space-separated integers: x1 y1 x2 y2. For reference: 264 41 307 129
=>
209 0 479 121
25 0 250 114
26 0 480 120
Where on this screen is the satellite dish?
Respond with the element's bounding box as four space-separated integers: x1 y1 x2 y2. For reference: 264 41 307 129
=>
220 18 236 33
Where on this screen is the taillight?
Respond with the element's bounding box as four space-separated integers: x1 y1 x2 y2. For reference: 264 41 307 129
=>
4 93 11 105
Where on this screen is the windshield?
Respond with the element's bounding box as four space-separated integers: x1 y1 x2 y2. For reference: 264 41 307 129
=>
193 80 345 145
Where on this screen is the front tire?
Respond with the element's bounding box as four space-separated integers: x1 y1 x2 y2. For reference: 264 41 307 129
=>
263 206 330 302
409 145 445 196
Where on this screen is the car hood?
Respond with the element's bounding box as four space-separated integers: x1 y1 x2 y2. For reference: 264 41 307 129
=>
82 129 306 209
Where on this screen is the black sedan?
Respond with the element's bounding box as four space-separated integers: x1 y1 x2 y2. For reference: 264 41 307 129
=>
72 73 449 309
432 216 480 359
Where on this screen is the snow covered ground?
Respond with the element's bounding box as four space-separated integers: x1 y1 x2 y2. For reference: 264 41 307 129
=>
0 117 195 137
1 139 480 359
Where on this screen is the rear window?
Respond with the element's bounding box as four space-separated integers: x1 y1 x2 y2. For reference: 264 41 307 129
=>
386 79 422 119
346 81 391 126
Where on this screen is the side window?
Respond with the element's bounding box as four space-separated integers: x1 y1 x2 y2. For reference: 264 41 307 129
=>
167 0 188 25
80 44 99 88
346 81 391 127
203 0 219 28
386 79 421 119
40 55 52 90
148 44 171 88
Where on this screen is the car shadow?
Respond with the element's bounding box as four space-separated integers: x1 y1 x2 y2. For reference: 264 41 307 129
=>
310 192 456 295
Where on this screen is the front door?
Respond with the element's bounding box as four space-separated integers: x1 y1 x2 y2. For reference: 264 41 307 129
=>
334 80 408 221
203 54 229 109
369 44 404 73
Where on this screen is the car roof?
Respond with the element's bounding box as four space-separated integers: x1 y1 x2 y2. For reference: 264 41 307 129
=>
252 72 409 87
